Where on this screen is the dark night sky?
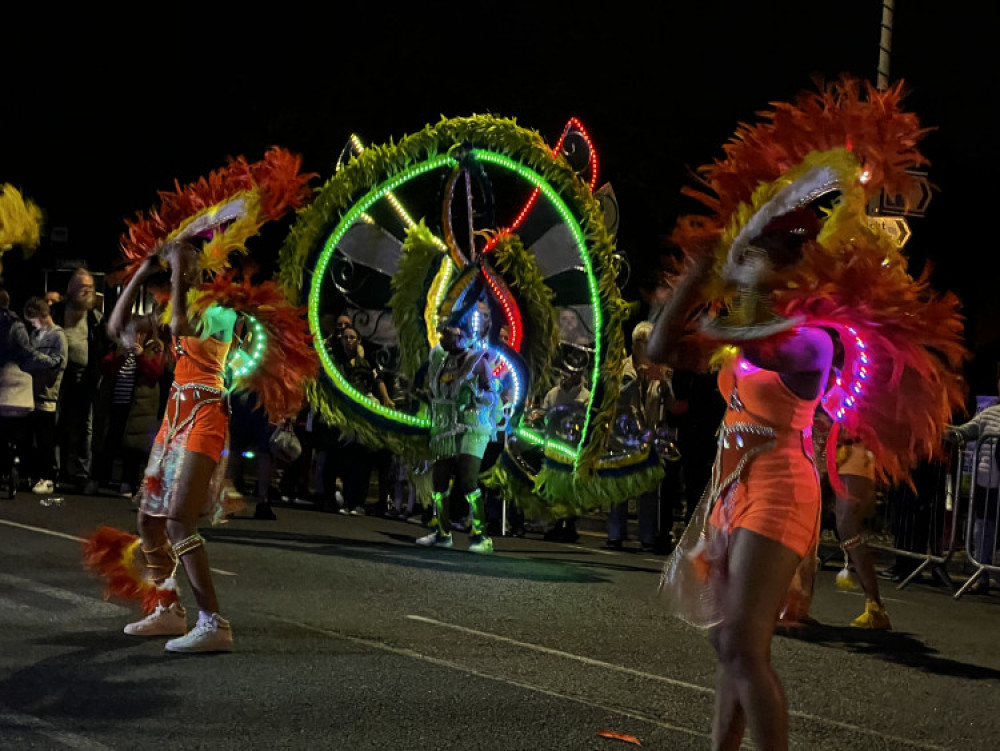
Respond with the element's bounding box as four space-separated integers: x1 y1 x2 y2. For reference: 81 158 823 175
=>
4 3 994 386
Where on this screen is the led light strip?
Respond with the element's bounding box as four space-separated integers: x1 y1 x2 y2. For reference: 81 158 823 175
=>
229 314 266 379
470 149 602 461
310 155 456 428
483 117 599 252
347 134 448 251
482 265 522 353
821 325 869 422
491 350 523 407
313 149 601 461
424 257 455 349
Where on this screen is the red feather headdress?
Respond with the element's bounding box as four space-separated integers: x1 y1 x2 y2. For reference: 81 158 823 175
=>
119 147 315 280
669 76 967 486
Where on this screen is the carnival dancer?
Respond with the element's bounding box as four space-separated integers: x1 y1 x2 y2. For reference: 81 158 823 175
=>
779 404 890 630
83 147 316 652
416 315 501 554
109 242 238 651
651 78 966 750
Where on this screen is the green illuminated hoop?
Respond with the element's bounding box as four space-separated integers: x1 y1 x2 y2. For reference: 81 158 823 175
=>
278 115 626 470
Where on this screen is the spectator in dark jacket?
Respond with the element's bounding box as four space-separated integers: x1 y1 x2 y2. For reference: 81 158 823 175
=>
0 288 64 491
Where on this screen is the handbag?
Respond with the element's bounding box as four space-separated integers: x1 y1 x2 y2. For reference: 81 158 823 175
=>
269 422 302 464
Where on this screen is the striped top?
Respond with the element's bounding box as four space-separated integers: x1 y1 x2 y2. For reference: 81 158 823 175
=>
112 352 137 404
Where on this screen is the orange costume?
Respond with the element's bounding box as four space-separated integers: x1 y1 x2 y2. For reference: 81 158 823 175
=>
142 335 232 522
709 360 822 558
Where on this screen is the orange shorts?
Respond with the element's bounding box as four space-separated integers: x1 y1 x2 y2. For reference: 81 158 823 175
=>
711 444 821 558
154 394 228 459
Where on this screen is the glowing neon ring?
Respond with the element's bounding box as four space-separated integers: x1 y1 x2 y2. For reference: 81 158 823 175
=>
307 151 605 458
281 116 624 470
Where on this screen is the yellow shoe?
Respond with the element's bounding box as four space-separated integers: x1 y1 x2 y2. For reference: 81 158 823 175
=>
851 599 891 630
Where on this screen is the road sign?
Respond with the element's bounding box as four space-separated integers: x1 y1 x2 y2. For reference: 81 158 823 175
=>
868 215 911 248
873 169 932 217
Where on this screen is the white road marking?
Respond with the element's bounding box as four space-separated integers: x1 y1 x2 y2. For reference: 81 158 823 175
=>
0 519 83 543
406 614 712 694
0 519 237 576
559 544 617 556
263 613 709 742
405 614 950 751
0 704 110 750
836 589 905 604
0 573 127 615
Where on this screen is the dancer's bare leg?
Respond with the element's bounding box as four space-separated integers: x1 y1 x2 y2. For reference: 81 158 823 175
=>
836 476 881 604
710 528 802 751
166 450 221 614
136 511 172 584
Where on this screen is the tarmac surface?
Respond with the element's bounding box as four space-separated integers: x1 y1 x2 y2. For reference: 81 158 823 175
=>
2 490 999 750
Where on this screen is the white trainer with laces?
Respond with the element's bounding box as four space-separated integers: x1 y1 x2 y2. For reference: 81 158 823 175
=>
416 531 453 548
124 602 187 637
165 613 233 653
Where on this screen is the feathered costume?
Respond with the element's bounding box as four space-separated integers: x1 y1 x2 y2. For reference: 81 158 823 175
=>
0 184 42 273
83 148 318 612
661 77 968 627
119 146 313 280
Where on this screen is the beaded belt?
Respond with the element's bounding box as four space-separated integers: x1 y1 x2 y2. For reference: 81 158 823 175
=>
162 382 227 447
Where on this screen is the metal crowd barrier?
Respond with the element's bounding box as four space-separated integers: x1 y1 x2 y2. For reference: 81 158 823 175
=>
953 434 1000 599
867 441 962 593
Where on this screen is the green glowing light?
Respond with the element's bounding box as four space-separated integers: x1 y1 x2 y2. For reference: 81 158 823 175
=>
230 314 266 379
310 156 455 427
472 150 602 464
311 149 603 461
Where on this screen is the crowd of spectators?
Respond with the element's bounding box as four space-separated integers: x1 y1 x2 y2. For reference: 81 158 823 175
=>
0 271 165 500
2 273 998 583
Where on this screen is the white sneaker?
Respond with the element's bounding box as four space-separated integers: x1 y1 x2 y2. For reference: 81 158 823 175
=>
468 535 494 555
124 602 188 636
349 507 366 516
31 479 54 495
119 483 133 498
416 531 453 548
165 613 233 653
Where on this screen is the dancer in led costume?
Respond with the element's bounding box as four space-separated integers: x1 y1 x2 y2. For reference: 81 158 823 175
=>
278 116 667 534
84 148 316 652
415 297 502 553
651 78 966 750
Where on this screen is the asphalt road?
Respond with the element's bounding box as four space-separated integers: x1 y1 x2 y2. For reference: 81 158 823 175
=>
2 493 999 750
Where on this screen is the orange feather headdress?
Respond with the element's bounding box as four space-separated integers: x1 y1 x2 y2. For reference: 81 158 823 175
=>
669 76 967 486
119 147 315 280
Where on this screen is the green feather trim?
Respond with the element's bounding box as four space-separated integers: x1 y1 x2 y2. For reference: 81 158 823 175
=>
306 380 428 459
482 447 665 519
390 221 443 380
491 233 561 399
534 458 666 516
479 460 551 521
411 467 434 506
